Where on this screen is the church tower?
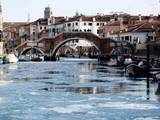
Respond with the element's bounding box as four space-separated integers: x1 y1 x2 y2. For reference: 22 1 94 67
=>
44 6 52 19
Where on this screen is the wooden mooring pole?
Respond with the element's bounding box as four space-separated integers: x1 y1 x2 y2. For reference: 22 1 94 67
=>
146 35 150 100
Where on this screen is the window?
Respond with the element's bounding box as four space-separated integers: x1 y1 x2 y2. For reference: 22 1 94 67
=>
75 29 78 32
97 23 100 26
97 30 100 34
87 29 91 32
125 36 129 41
56 29 59 33
67 23 71 27
89 23 92 26
76 22 78 26
129 36 132 42
84 29 86 32
44 27 46 30
100 23 105 26
72 29 74 32
121 36 125 41
84 23 86 26
75 39 79 43
72 23 74 27
40 26 42 30
52 28 55 32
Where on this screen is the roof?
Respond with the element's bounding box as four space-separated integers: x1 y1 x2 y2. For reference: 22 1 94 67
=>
54 17 66 25
126 21 160 33
3 22 30 29
66 15 111 23
32 18 48 26
106 20 160 35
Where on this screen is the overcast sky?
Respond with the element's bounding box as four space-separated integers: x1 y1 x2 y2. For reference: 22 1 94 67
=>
2 0 160 22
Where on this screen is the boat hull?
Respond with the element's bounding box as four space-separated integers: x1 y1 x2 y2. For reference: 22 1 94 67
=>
126 64 147 77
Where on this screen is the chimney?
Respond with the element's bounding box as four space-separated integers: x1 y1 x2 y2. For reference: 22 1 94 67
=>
149 14 154 22
66 16 69 21
138 14 142 22
79 16 82 22
93 17 96 22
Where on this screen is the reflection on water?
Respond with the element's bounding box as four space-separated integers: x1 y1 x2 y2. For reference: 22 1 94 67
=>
0 66 10 86
155 82 160 95
0 60 160 120
41 85 106 94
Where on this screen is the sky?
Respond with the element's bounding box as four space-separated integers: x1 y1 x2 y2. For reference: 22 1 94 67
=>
2 0 160 22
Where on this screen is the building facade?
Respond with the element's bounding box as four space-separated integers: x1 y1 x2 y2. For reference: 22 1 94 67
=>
48 15 111 37
3 22 29 52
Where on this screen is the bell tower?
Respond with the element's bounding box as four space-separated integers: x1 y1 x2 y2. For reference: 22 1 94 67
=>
44 6 52 19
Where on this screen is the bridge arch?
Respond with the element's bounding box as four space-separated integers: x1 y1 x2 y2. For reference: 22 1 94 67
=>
51 37 101 58
37 32 115 60
19 47 45 56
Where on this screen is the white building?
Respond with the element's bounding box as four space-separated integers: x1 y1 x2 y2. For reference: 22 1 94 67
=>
107 21 157 44
49 15 110 37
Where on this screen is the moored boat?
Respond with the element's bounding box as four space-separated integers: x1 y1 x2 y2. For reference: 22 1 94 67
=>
5 54 18 63
126 64 147 77
125 60 149 77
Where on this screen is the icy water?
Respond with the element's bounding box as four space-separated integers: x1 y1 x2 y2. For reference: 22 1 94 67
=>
0 60 160 120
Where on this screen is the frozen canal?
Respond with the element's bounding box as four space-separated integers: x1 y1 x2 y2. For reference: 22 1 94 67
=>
0 60 160 120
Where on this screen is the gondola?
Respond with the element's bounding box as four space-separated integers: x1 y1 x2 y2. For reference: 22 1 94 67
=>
125 61 148 77
126 64 147 77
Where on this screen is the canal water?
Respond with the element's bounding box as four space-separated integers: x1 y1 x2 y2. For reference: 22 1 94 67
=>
0 60 160 120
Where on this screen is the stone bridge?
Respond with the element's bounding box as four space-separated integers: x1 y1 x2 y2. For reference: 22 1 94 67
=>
16 32 116 60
